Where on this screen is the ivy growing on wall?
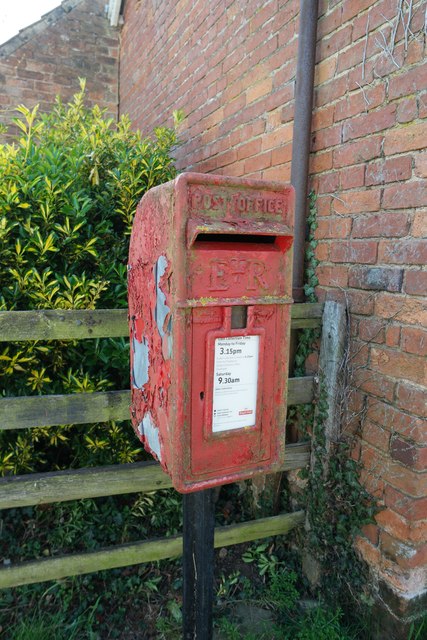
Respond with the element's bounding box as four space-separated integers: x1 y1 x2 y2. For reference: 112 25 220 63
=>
292 192 379 611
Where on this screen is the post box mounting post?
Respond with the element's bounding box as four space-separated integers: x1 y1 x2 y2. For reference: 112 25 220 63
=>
182 488 215 639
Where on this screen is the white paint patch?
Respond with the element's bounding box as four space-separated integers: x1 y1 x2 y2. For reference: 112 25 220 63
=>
138 411 162 462
154 255 173 359
132 336 149 388
155 256 170 337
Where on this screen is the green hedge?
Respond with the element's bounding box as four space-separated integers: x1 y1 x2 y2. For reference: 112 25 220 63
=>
0 80 180 474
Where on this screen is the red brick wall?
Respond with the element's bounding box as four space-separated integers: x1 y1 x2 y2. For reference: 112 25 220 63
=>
119 0 426 623
0 0 119 137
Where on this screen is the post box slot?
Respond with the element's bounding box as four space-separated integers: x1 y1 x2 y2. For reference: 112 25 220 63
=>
194 233 276 244
186 219 293 249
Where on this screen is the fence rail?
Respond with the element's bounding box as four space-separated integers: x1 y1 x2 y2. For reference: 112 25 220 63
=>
0 304 321 589
0 442 310 509
0 511 305 589
0 303 323 342
0 376 314 431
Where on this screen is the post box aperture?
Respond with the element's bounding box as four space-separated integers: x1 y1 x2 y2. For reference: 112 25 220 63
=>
128 173 294 493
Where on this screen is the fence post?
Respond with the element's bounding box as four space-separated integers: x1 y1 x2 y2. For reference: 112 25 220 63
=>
303 300 347 586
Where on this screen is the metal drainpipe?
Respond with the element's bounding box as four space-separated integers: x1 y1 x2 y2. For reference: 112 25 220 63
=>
291 0 319 302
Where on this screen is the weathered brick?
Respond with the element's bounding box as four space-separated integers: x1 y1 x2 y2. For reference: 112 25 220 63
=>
382 461 427 498
340 165 365 189
334 84 386 122
347 289 376 315
316 216 352 239
315 195 332 217
352 213 409 239
354 367 395 402
388 62 427 100
378 239 427 265
271 143 292 165
261 123 293 151
344 0 377 27
385 324 401 348
312 104 335 131
332 189 381 214
414 153 427 178
315 74 349 108
244 150 271 174
375 293 427 326
404 270 427 296
411 210 427 238
380 531 426 569
309 150 332 173
236 138 263 161
342 104 396 142
367 399 426 443
395 381 427 418
390 436 427 471
401 327 427 357
317 265 348 287
361 523 380 546
359 316 386 343
246 77 273 104
396 97 418 123
384 121 427 155
363 419 390 451
355 536 382 567
316 171 340 194
316 24 353 61
317 3 342 39
370 346 426 386
384 485 427 521
311 123 342 152
315 56 337 85
376 508 427 544
330 240 378 264
359 442 387 498
334 136 382 168
315 241 330 261
365 156 412 186
348 266 403 292
383 182 427 210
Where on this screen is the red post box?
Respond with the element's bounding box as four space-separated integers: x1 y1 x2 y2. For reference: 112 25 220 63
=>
128 173 294 493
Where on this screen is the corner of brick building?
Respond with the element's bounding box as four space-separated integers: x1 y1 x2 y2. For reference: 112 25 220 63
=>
312 2 427 635
0 0 119 141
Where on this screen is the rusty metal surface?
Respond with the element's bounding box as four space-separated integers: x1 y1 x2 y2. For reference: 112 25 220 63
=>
128 173 294 492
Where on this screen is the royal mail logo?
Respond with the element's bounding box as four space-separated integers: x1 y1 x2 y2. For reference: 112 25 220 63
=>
208 258 268 291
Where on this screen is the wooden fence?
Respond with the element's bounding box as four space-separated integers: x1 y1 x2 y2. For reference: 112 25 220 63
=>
0 303 323 589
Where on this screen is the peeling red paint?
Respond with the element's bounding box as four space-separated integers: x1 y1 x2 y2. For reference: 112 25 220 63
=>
128 173 294 492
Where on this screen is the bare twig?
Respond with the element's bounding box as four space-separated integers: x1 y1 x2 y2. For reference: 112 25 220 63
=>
355 82 371 108
375 30 401 68
362 14 370 81
403 0 414 52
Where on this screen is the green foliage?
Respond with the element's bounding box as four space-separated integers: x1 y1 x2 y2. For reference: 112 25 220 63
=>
215 564 358 640
0 79 178 473
278 605 356 640
408 615 427 640
288 192 377 615
242 541 280 577
130 488 183 536
265 569 300 612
